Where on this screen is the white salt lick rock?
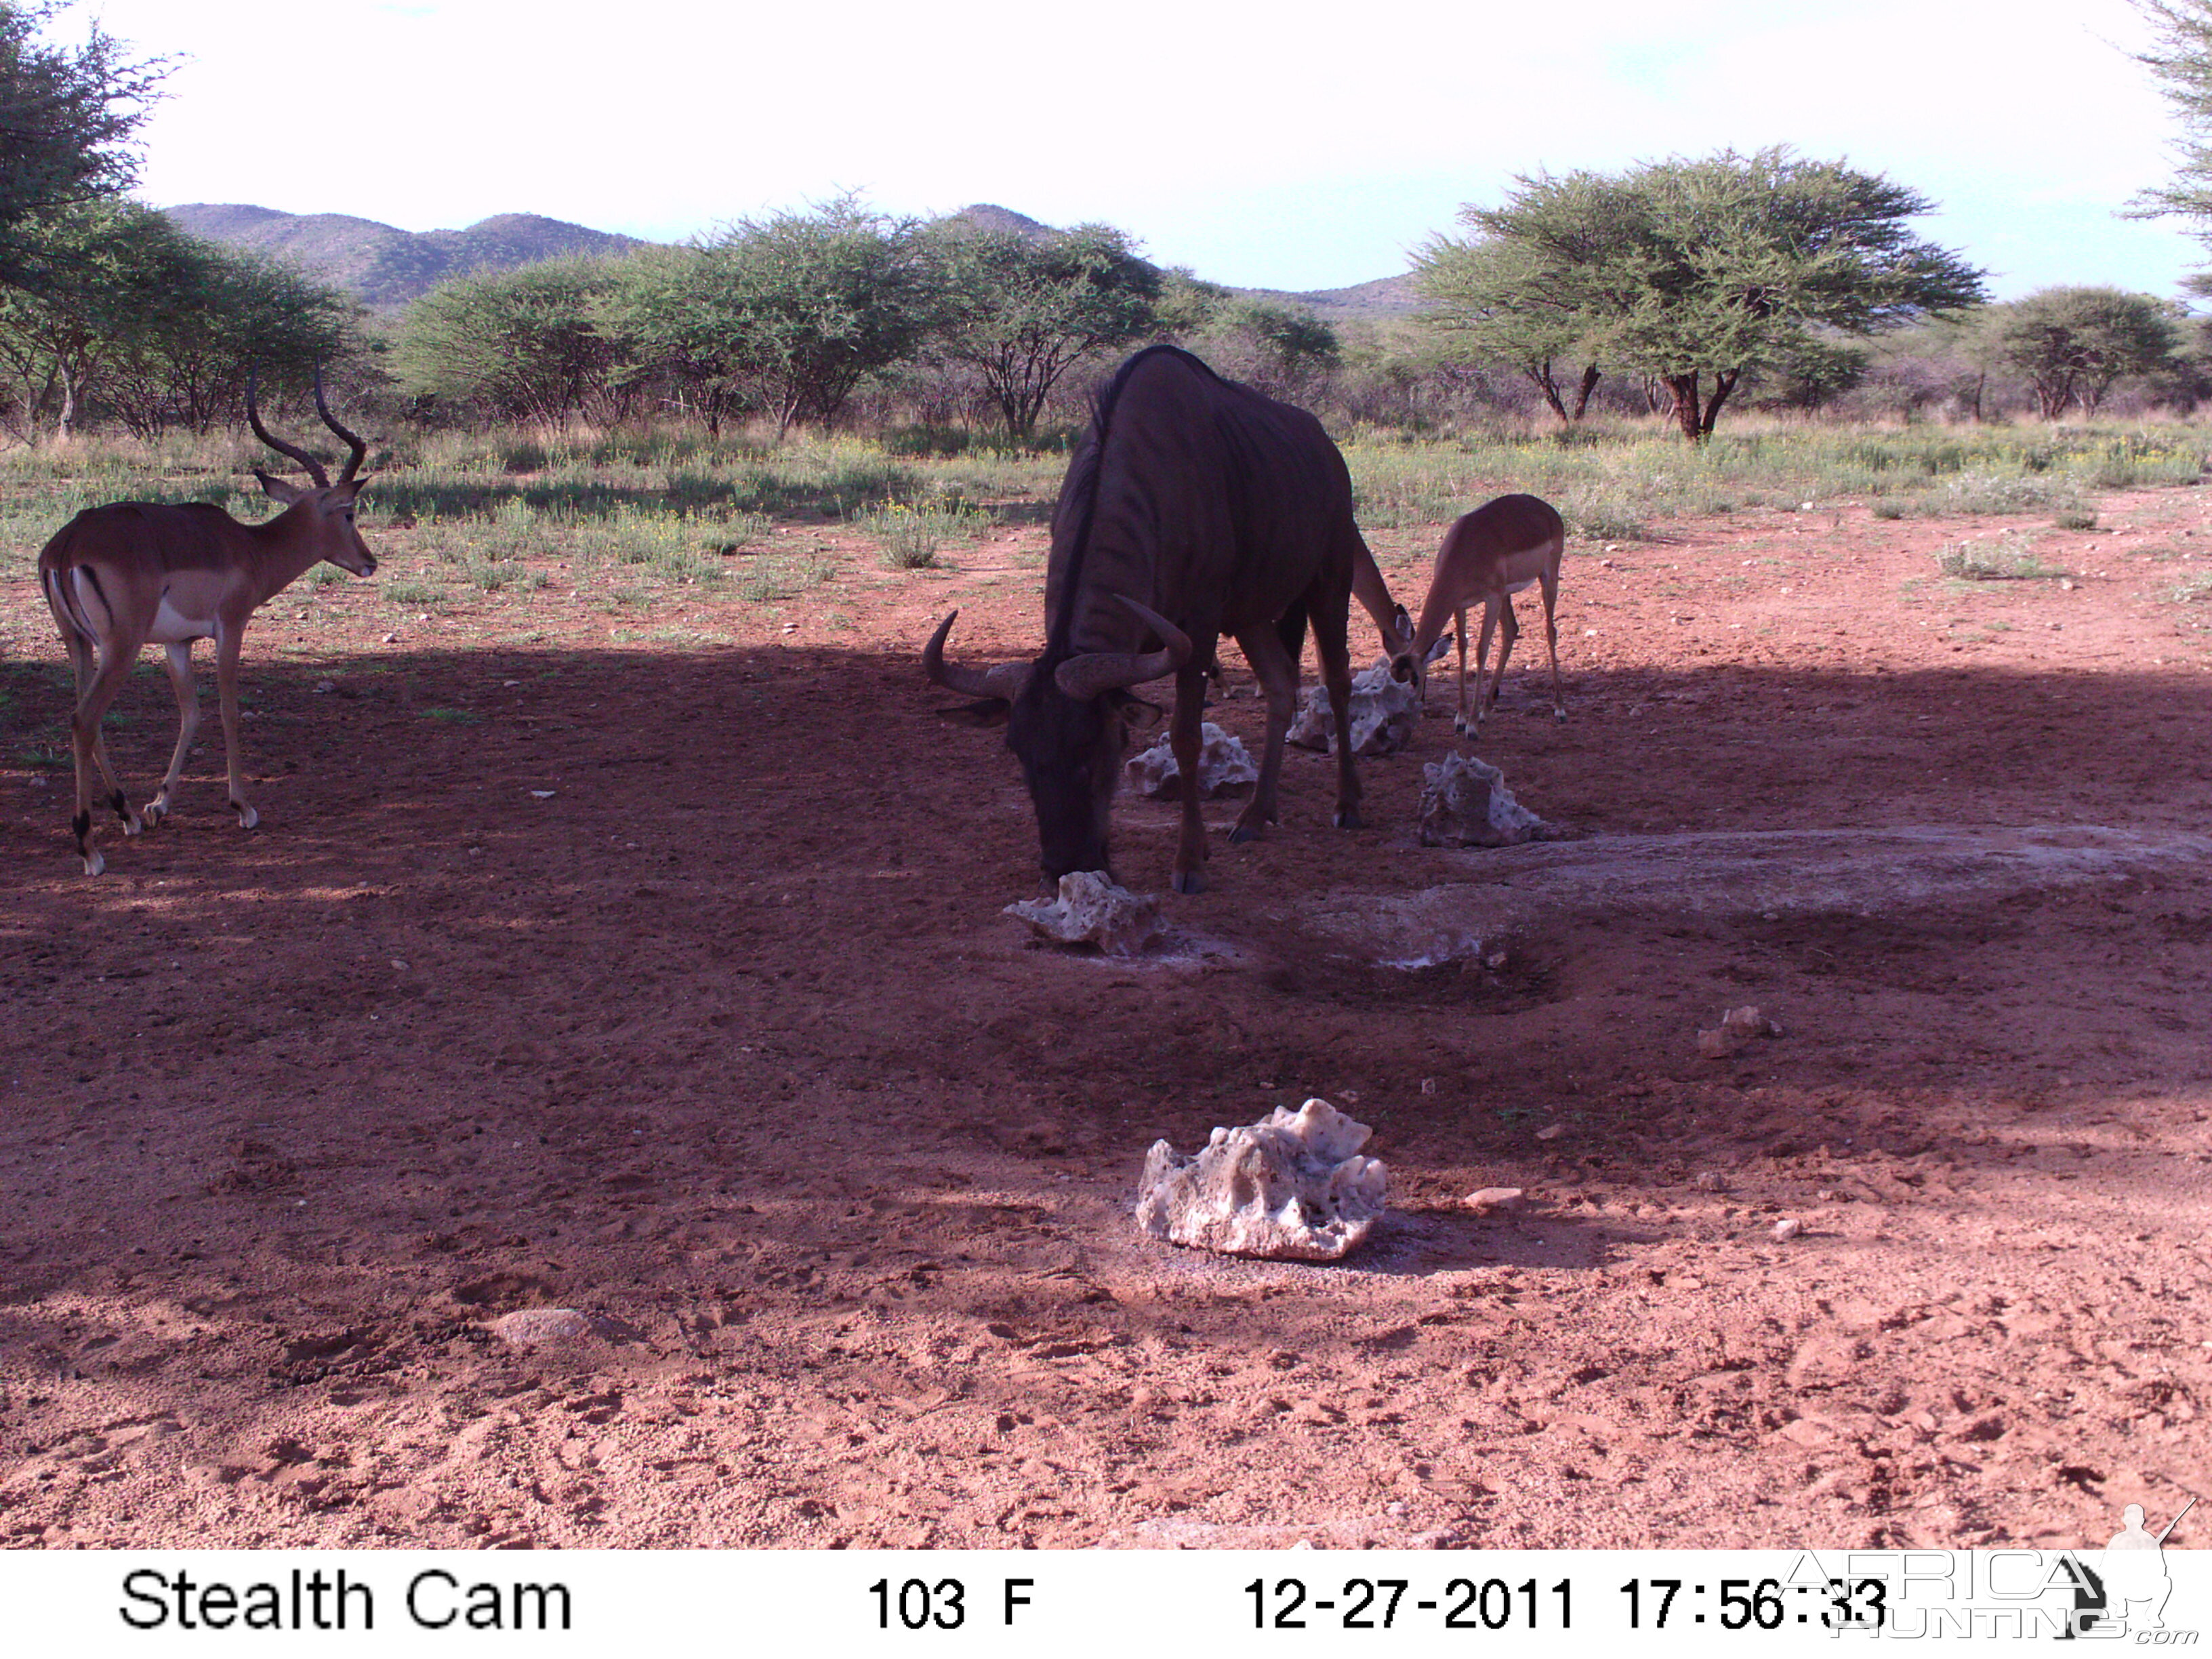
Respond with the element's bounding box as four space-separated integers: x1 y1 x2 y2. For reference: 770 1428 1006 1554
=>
1123 722 1258 798
1418 752 1554 847
1135 1098 1388 1261
1005 871 1162 957
1288 660 1420 757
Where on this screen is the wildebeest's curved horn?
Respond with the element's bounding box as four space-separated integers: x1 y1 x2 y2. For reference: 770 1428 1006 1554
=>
923 611 1031 700
1054 596 1192 701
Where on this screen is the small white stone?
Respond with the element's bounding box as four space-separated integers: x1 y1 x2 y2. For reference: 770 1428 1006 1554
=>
1465 1187 1524 1213
1534 1123 1565 1141
491 1308 593 1347
1773 1218 1803 1243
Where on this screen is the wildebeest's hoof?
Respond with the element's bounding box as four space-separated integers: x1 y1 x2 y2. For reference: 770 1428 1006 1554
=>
1171 868 1206 895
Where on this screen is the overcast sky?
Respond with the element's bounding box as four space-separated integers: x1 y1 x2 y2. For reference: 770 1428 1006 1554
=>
64 0 2209 300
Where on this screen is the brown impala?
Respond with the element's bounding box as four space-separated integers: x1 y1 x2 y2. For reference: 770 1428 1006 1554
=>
926 345 1388 895
39 373 378 876
1393 493 1566 735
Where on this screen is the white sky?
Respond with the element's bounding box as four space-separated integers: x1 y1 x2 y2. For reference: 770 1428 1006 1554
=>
64 0 2210 300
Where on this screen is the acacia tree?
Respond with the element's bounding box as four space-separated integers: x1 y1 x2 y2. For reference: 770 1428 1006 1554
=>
924 222 1158 441
0 203 355 441
0 3 165 293
397 257 636 425
1421 148 1986 439
1416 233 1602 423
1983 287 2184 417
2131 0 2212 263
621 201 936 439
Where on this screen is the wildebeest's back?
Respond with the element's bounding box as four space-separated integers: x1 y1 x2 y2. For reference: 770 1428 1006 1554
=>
1048 348 1356 657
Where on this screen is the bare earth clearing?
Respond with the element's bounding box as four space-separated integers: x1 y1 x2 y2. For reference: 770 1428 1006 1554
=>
1 485 2208 1551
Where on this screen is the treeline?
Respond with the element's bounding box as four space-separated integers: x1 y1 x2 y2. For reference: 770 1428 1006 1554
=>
2 188 2207 450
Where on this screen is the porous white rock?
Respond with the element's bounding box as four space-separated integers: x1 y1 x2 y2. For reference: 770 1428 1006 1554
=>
491 1308 593 1347
1287 660 1419 757
1135 1098 1387 1261
1123 722 1259 799
1005 871 1161 956
1417 752 1553 847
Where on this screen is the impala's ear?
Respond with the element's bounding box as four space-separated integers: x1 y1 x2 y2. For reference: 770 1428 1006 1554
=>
1425 633 1454 663
937 698 1011 728
255 468 310 506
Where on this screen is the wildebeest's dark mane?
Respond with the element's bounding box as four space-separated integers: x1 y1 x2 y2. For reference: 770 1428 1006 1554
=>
1046 345 1229 656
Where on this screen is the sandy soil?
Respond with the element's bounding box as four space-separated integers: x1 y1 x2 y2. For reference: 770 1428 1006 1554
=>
1 483 2207 1551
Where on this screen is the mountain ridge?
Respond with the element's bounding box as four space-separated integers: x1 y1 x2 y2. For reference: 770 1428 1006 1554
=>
163 201 1419 321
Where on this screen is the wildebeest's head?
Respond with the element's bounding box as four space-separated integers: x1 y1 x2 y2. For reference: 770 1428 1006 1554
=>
926 600 1187 884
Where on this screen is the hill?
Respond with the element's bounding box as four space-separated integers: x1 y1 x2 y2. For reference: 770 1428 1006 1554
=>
163 205 647 308
165 200 1423 322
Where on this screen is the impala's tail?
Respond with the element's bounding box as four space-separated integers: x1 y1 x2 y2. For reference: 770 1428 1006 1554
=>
41 541 104 648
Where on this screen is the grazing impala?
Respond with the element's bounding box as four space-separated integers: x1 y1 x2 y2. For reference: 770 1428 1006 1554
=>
926 345 1366 895
1392 493 1565 735
39 373 377 876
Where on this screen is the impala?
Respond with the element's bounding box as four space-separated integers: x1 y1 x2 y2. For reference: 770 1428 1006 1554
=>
39 373 377 876
1393 493 1565 735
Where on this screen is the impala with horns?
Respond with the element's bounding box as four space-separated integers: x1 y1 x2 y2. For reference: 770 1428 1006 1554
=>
1391 493 1566 735
926 345 1382 895
39 371 377 876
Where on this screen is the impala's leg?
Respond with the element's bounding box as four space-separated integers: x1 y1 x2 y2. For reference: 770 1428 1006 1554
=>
1454 605 1474 735
1168 661 1212 895
1540 562 1564 722
1467 600 1500 734
1484 598 1521 722
1227 623 1298 853
1309 577 1361 830
213 625 258 830
67 637 141 876
146 642 199 825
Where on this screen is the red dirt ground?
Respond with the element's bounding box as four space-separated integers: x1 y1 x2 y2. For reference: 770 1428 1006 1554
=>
1 486 2207 1551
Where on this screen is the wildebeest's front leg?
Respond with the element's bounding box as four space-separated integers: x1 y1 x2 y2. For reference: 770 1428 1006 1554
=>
1168 661 1210 895
1229 621 1300 847
1308 580 1361 830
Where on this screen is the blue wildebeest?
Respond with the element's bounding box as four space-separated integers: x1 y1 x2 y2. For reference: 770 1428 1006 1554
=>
924 345 1393 895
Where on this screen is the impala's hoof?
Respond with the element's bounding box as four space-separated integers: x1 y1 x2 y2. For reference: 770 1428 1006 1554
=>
1553 708 1568 723
1333 808 1364 830
82 850 104 877
1227 823 1263 845
1171 869 1206 896
122 816 144 837
142 800 167 827
234 804 259 831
